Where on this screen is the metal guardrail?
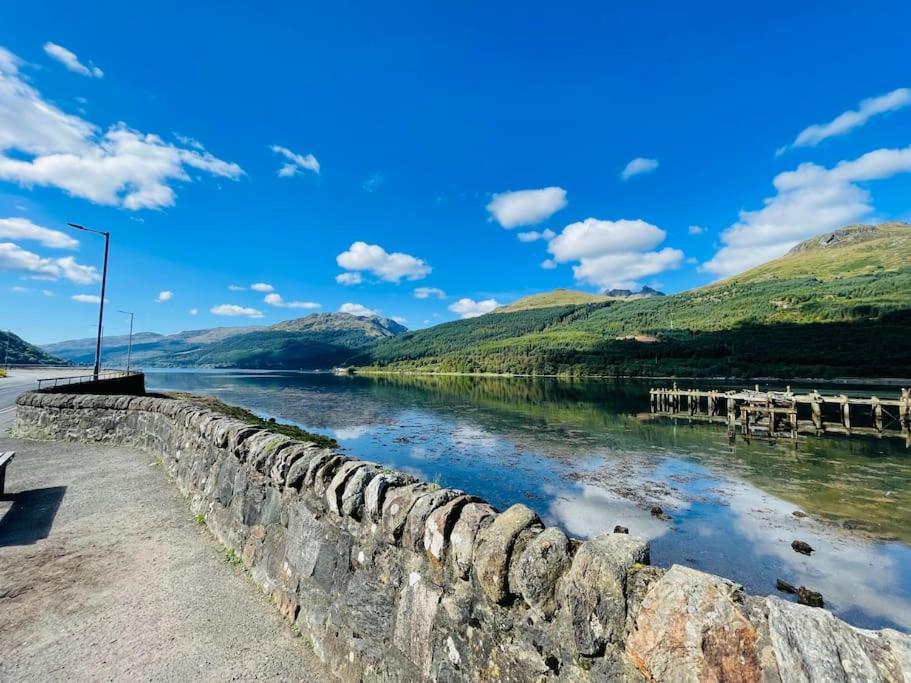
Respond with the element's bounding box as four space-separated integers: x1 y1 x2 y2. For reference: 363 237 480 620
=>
36 370 140 391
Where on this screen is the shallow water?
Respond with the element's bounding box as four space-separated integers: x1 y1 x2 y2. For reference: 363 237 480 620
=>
145 370 911 631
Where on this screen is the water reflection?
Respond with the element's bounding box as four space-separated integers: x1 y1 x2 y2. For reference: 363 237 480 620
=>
145 370 911 631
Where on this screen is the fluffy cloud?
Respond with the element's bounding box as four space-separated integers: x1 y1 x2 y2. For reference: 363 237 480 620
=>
250 282 274 292
0 217 78 248
0 47 242 209
271 145 319 177
620 157 659 181
43 42 103 78
783 88 911 152
339 302 379 317
336 241 431 283
704 145 911 277
449 297 500 318
546 218 683 289
486 187 567 228
210 304 263 318
72 293 101 303
155 290 173 303
688 225 706 235
0 242 99 283
189 308 198 315
540 258 557 270
227 284 246 291
336 272 363 285
413 286 446 299
264 292 320 309
517 229 555 243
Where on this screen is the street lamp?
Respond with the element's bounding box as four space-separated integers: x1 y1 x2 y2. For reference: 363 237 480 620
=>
118 310 134 374
68 223 110 380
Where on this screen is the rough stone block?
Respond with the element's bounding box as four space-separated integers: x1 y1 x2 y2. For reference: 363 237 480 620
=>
449 502 496 580
364 471 416 522
326 461 367 515
510 526 572 619
473 503 542 604
381 483 432 544
393 571 443 675
423 495 481 563
403 488 463 553
557 532 649 657
340 464 380 520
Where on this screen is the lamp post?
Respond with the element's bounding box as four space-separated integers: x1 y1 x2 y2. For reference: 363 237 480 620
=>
68 223 110 380
118 310 134 374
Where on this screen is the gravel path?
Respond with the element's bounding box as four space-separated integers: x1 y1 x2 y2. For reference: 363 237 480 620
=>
0 436 330 681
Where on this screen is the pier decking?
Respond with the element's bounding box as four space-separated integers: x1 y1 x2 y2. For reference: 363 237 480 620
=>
649 384 911 445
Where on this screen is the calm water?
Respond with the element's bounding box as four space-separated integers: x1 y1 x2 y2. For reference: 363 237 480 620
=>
146 370 911 631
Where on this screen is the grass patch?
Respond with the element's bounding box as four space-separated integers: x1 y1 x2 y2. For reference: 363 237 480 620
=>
162 391 337 449
194 513 206 526
0 367 7 378
225 548 243 566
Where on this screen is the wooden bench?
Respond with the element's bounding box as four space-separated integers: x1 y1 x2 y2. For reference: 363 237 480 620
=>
0 451 14 496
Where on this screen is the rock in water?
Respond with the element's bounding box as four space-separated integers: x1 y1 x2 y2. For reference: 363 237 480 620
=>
791 540 814 555
614 525 629 534
797 587 824 608
776 579 797 594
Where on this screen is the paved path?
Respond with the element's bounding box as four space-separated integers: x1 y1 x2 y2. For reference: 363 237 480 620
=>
0 435 329 681
0 368 84 429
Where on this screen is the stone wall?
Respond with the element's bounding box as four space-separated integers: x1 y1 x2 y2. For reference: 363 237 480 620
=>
15 391 911 682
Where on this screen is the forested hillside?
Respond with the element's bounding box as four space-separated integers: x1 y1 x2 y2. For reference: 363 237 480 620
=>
363 223 911 379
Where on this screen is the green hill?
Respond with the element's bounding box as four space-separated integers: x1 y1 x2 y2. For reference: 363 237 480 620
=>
364 222 911 379
2 331 68 366
494 289 614 312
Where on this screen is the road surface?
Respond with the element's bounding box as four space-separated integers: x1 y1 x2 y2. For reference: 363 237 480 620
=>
0 368 84 429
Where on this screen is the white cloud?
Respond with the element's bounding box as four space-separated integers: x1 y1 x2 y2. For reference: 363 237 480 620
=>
0 241 98 283
11 285 27 293
362 172 384 193
250 282 274 292
210 304 264 319
391 316 407 325
339 302 379 317
43 42 103 78
72 293 101 303
336 241 430 283
540 258 557 270
688 224 706 235
189 308 198 315
264 292 320 309
227 284 246 291
413 286 446 300
486 187 567 228
548 218 666 262
449 297 500 318
336 272 363 285
0 47 242 209
0 217 78 248
155 290 172 303
704 145 911 277
271 144 319 177
42 289 53 296
516 228 555 243
546 218 683 289
572 248 684 290
620 157 659 181
784 88 911 152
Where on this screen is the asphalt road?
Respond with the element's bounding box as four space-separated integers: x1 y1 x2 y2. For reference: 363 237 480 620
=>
0 368 83 429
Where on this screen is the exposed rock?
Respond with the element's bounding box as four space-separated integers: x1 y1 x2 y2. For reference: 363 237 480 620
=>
626 565 761 682
792 510 808 518
613 525 629 534
473 504 542 604
797 587 824 608
557 533 649 657
510 526 572 619
791 540 814 555
649 505 670 521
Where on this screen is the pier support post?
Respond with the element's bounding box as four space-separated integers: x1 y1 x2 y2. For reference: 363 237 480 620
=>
872 397 883 434
811 392 823 433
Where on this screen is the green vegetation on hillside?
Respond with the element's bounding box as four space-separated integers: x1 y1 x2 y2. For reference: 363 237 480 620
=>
493 289 613 312
364 223 911 379
2 331 67 366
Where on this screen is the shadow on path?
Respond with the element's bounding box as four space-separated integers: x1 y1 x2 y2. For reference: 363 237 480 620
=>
0 487 66 547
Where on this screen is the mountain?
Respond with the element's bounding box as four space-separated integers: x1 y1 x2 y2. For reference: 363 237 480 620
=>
2 331 68 366
604 285 665 298
493 289 613 313
44 313 407 370
365 222 911 379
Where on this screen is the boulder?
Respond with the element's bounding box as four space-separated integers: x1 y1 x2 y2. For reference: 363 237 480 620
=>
626 565 761 682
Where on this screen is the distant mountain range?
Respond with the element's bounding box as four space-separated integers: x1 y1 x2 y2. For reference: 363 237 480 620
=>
25 222 911 379
43 313 406 370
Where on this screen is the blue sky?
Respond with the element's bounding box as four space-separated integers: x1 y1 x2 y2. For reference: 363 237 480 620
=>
2 1 911 344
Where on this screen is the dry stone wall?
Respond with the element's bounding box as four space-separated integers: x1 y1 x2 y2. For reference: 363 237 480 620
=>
15 391 911 682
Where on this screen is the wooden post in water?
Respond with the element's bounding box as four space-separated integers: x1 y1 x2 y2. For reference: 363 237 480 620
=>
872 396 883 434
727 396 736 436
841 395 851 434
811 391 823 433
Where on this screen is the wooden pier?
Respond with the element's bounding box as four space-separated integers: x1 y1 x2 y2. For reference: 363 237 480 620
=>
649 384 911 445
